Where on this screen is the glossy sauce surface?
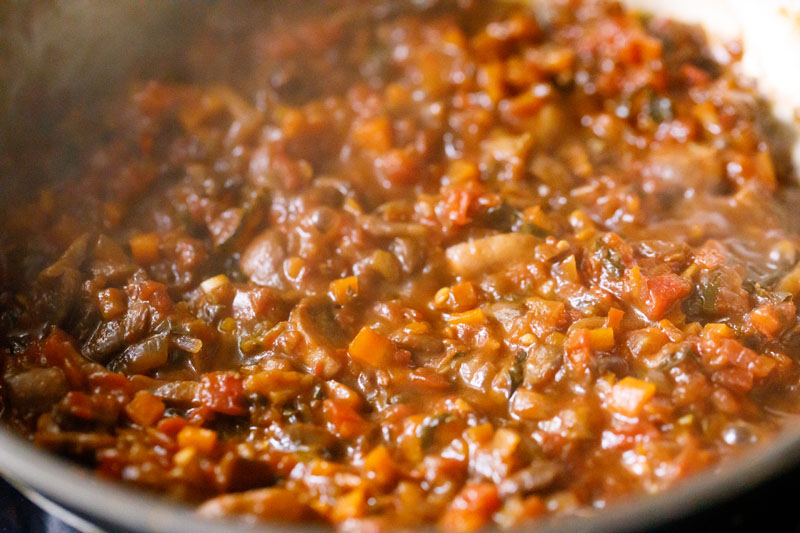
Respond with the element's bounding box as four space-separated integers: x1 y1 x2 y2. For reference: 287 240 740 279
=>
2 1 800 530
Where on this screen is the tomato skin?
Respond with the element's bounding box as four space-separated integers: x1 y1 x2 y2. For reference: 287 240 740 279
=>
645 273 690 319
323 399 367 439
200 372 247 416
440 483 501 532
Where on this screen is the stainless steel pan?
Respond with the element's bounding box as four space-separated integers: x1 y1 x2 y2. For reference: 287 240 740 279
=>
1 1 799 531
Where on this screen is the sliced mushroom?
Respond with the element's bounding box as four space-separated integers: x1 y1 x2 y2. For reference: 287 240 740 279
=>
446 233 539 278
362 215 429 238
90 234 137 284
34 234 91 326
108 332 169 375
498 459 561 498
289 298 345 378
198 487 310 521
240 229 288 289
5 367 69 412
390 237 428 275
82 320 125 364
149 380 201 406
525 343 563 387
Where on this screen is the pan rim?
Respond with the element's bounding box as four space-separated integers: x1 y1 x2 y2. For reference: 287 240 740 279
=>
3 422 800 532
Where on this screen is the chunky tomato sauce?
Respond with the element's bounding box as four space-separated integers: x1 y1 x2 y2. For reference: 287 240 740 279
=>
2 0 800 530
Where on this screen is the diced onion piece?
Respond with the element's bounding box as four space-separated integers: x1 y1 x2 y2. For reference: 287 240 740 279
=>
201 274 230 295
348 326 393 367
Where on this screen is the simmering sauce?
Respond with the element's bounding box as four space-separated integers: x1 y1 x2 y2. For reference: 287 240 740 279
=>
2 0 800 530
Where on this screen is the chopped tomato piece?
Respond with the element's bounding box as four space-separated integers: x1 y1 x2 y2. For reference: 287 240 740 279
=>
200 373 247 416
440 483 501 532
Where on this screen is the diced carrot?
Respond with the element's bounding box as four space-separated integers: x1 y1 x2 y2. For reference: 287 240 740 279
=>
137 280 174 314
348 326 394 367
446 160 480 184
440 483 501 532
285 256 305 279
447 308 486 326
406 321 430 335
609 377 656 417
490 428 520 457
450 281 478 310
177 426 218 454
606 307 624 329
156 417 188 437
364 445 396 488
125 391 165 427
331 487 367 523
702 323 735 341
465 422 494 445
352 116 393 152
385 83 411 109
329 276 359 304
588 327 615 351
129 232 160 265
481 62 506 104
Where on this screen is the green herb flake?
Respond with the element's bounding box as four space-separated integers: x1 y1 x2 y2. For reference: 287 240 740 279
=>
509 349 528 394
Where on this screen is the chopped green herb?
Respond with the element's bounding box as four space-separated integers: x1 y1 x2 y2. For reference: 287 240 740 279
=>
520 222 550 238
419 413 455 449
509 349 528 394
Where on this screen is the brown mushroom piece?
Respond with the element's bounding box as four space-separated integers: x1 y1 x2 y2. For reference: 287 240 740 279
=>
289 297 346 379
33 233 91 326
5 367 69 413
108 332 169 375
498 459 561 498
198 487 311 522
239 229 289 290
